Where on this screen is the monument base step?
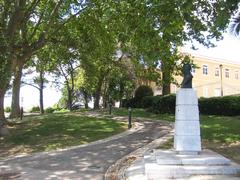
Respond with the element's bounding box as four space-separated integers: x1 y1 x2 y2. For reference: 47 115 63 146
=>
145 163 240 179
153 149 231 165
125 149 240 180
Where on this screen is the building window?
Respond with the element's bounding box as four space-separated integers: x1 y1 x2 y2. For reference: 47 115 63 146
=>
225 69 230 78
235 71 239 79
202 65 208 75
215 67 220 77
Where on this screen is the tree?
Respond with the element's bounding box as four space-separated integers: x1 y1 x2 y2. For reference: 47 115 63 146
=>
50 45 81 111
229 10 240 38
0 0 88 129
21 52 50 114
75 68 94 109
108 1 239 95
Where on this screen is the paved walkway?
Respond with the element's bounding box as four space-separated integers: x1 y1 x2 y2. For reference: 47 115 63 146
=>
0 116 172 180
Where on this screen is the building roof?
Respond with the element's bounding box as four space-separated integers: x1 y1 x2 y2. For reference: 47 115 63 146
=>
184 51 240 66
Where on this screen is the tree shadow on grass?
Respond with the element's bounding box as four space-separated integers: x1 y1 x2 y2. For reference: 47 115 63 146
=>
0 121 170 180
0 114 127 158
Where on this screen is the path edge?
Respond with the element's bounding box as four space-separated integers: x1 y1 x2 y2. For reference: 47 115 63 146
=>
105 123 174 180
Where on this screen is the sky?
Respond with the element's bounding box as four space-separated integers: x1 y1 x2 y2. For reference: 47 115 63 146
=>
4 84 62 111
4 33 240 111
182 33 240 64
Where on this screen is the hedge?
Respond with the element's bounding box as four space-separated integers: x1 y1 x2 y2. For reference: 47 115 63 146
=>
125 94 240 116
122 97 142 108
150 94 176 114
199 96 240 116
122 85 153 108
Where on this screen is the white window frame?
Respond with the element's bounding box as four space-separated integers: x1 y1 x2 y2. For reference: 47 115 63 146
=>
215 67 220 77
202 65 208 75
225 69 230 78
235 71 239 79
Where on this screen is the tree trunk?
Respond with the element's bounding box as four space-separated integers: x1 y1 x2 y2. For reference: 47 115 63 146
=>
162 82 171 95
0 89 6 127
39 71 44 114
102 95 107 109
83 90 89 109
94 77 104 109
161 61 171 96
94 89 101 109
102 80 108 109
162 69 171 95
67 83 73 111
119 82 124 108
10 63 23 118
0 88 10 136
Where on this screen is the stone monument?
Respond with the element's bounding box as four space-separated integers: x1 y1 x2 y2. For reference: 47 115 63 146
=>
174 63 201 154
125 63 240 179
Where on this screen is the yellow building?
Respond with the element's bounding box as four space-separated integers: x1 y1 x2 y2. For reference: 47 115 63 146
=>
152 54 240 97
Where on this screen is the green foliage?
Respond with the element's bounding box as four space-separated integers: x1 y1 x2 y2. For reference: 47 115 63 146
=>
140 94 240 116
45 107 55 114
4 107 11 113
124 92 176 112
30 106 40 113
142 96 156 109
122 85 154 108
150 94 176 114
199 96 240 116
54 109 70 113
123 97 141 108
135 85 154 100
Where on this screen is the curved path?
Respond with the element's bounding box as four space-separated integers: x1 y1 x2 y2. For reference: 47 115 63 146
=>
0 117 172 180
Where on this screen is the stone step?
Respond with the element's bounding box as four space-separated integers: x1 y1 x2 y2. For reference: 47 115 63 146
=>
145 163 240 179
125 159 146 180
152 149 231 166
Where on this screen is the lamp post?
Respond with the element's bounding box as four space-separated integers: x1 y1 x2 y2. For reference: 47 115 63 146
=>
128 107 132 129
220 64 223 96
109 102 112 115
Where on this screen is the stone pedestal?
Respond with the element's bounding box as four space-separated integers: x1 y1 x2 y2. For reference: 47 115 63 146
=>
125 88 240 180
174 88 201 154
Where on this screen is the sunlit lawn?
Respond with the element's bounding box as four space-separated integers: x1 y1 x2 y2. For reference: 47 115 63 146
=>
106 108 240 163
0 112 127 158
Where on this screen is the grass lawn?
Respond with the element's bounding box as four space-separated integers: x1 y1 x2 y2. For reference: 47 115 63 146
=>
0 112 127 159
105 108 240 163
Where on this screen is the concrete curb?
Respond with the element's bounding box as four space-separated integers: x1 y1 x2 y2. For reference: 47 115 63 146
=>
105 124 174 180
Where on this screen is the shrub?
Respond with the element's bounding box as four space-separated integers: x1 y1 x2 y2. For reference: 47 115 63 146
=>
121 98 140 108
122 85 154 108
122 99 129 108
199 95 240 116
135 85 154 100
4 107 11 112
30 106 40 113
151 94 176 114
142 96 159 108
45 107 55 113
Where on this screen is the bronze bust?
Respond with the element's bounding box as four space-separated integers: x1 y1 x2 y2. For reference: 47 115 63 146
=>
181 64 193 88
